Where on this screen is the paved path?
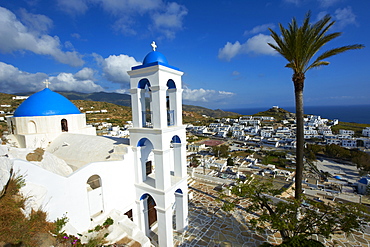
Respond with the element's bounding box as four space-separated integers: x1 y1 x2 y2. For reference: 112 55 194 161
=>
172 179 370 247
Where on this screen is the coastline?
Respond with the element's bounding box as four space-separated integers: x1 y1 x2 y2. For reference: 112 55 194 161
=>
223 104 370 124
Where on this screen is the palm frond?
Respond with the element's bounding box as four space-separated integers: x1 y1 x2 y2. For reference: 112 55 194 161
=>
268 11 364 75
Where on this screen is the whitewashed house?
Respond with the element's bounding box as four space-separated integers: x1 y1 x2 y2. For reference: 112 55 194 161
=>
341 139 357 148
339 129 355 136
362 127 370 137
326 138 342 145
357 177 370 195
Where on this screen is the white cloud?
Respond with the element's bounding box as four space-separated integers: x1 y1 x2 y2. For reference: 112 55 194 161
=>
316 11 328 21
57 0 88 15
0 62 103 94
244 23 275 35
92 0 161 15
319 0 341 8
57 0 187 39
334 7 357 29
74 67 95 80
98 54 141 84
115 89 130 94
19 8 53 34
244 34 277 55
218 41 243 62
151 2 188 39
50 71 104 93
113 16 137 36
0 7 84 66
182 87 235 104
218 34 277 61
0 62 48 93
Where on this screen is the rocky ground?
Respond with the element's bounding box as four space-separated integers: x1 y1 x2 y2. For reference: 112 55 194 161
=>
170 179 370 247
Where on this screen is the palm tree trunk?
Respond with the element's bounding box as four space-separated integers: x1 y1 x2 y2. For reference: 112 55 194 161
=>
293 74 305 201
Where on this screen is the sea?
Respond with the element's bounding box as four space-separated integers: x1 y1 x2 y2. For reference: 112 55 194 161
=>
223 105 370 124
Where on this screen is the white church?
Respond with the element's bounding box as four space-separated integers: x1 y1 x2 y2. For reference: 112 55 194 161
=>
1 44 188 246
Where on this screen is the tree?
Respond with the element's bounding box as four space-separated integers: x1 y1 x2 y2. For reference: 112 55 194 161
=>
211 144 229 158
227 157 234 166
268 12 364 200
219 176 369 244
189 155 200 167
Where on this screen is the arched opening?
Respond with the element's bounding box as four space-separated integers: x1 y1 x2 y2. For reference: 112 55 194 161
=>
87 175 101 190
171 135 181 144
138 79 152 128
166 79 176 89
174 188 187 232
61 119 68 132
86 175 104 217
166 79 176 126
137 138 155 182
171 135 184 178
140 194 157 229
28 121 36 134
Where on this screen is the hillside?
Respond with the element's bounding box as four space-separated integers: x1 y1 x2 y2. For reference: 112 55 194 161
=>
2 91 238 119
182 105 239 118
60 91 131 107
253 107 295 121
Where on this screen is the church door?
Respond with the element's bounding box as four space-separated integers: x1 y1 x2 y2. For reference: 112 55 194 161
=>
147 195 157 227
87 175 104 217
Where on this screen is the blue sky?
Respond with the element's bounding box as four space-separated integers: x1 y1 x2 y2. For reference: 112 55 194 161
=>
0 0 369 110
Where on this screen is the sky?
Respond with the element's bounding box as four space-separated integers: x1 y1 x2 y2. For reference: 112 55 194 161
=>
0 0 369 110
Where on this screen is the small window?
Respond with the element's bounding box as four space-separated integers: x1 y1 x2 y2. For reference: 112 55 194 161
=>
146 161 152 176
61 119 68 132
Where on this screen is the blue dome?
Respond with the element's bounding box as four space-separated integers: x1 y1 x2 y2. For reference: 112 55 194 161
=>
13 88 80 117
143 51 168 65
132 50 181 71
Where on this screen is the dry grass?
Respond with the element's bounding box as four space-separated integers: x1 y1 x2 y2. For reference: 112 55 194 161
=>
0 175 54 246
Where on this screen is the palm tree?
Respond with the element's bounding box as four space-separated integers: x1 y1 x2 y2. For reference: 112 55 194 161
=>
268 12 364 200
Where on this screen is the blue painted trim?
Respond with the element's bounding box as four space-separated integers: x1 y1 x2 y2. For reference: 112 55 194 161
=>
138 79 151 89
140 194 148 200
137 138 148 147
132 62 181 72
172 135 181 143
167 79 176 89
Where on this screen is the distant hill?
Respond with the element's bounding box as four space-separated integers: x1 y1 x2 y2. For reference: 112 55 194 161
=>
253 107 295 121
1 91 239 119
182 105 239 118
59 91 132 107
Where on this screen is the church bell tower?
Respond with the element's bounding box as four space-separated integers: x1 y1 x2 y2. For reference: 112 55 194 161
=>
128 42 188 247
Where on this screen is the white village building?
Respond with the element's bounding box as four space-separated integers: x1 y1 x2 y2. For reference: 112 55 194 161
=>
1 44 188 246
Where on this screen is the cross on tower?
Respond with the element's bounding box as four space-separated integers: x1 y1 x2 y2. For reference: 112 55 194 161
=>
43 79 51 88
151 41 157 51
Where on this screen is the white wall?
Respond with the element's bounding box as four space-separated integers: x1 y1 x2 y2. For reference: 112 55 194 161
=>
13 155 136 233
